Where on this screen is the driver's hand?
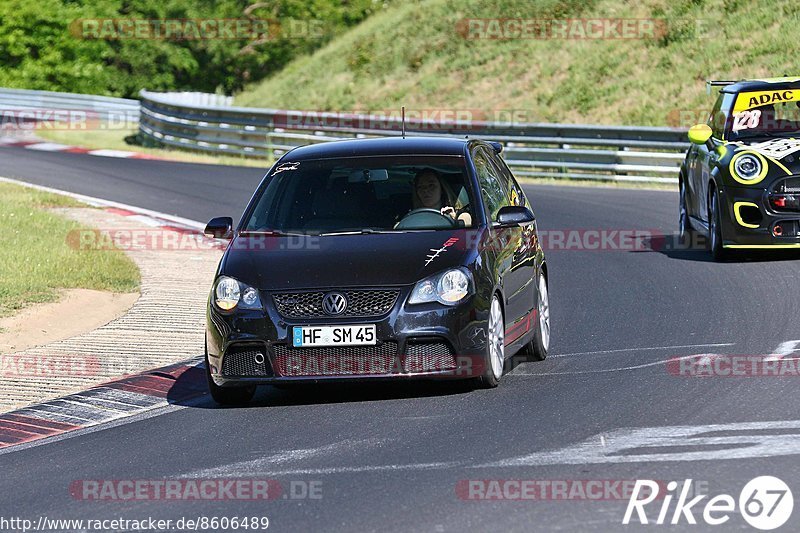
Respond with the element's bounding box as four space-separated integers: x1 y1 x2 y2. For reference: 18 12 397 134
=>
440 206 456 218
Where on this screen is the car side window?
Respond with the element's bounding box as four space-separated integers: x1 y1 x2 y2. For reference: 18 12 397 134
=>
473 148 510 221
488 151 527 208
707 94 724 138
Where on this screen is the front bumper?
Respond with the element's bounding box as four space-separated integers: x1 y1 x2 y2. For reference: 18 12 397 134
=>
720 179 800 248
205 286 490 386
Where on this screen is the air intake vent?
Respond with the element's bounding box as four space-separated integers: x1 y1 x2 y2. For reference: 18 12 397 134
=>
272 342 399 376
221 345 272 377
404 340 457 373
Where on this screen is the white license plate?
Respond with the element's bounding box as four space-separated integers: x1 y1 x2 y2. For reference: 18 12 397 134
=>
292 325 376 347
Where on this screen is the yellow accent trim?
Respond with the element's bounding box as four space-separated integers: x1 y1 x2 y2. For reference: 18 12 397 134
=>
729 151 768 185
732 202 760 228
766 155 793 175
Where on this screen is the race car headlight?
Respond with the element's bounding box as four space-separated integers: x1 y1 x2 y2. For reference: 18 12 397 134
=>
733 154 762 180
214 276 262 311
408 268 473 305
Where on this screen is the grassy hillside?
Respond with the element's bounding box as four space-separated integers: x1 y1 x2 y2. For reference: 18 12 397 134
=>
236 0 800 127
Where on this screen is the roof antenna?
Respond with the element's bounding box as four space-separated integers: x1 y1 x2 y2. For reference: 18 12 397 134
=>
401 106 405 139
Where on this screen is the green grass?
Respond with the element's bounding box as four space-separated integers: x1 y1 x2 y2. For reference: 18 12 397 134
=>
35 129 271 168
236 0 800 127
0 183 140 317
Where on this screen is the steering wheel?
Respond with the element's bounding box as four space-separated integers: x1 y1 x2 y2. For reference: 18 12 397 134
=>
394 208 457 230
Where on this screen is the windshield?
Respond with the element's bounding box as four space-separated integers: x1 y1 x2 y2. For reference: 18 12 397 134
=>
727 90 800 140
243 155 475 235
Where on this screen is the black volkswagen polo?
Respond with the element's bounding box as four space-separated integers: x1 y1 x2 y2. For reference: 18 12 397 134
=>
204 137 550 404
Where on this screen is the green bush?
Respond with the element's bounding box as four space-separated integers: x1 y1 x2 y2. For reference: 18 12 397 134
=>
0 0 386 97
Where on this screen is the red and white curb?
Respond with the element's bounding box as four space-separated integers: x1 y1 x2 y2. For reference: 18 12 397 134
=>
0 137 165 160
0 357 207 450
100 206 221 246
0 176 208 232
0 177 222 441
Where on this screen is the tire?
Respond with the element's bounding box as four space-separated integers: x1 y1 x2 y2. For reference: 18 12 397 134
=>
708 188 728 261
474 295 505 389
678 179 696 244
521 271 549 361
205 353 256 405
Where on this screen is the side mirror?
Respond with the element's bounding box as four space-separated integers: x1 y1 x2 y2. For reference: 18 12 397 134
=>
496 205 535 227
488 141 503 154
204 216 233 239
688 124 713 145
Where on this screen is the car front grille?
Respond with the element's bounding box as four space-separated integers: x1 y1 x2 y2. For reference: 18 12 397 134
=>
404 341 457 373
272 289 400 319
272 342 399 376
773 177 800 193
221 345 272 377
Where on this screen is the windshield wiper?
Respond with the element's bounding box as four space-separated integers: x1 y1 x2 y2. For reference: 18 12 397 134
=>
318 228 396 236
239 229 307 237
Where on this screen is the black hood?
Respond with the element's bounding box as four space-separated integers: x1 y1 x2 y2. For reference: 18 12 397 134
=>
220 228 481 290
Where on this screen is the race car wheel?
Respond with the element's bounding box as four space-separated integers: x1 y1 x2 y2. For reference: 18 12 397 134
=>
205 350 256 406
679 179 696 244
521 271 549 361
708 188 727 261
475 295 504 388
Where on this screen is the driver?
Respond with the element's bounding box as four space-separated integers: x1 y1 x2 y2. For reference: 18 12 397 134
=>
412 169 472 227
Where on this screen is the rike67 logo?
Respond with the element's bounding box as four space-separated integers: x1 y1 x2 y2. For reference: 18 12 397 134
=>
623 476 793 530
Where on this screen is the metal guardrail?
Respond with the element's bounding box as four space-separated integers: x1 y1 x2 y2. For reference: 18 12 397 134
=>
1 87 688 184
139 90 687 184
0 88 139 125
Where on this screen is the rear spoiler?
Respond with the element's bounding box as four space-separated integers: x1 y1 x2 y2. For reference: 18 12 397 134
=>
706 80 739 95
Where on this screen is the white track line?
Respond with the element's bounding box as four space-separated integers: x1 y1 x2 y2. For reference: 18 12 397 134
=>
550 342 735 358
0 175 205 230
510 354 708 376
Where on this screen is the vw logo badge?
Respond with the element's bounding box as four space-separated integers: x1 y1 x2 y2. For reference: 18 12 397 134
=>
322 292 348 315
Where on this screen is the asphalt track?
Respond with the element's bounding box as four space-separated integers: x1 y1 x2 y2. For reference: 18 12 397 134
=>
2 145 800 532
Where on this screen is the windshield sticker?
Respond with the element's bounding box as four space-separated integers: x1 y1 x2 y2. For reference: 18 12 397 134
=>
424 237 460 267
733 90 799 113
748 138 800 160
731 110 761 132
272 162 299 175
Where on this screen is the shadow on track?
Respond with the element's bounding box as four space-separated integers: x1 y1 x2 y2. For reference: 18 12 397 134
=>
637 233 800 263
165 361 479 410
163 357 541 410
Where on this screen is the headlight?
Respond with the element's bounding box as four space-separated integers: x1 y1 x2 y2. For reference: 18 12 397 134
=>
214 276 262 311
408 269 473 305
734 154 762 180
